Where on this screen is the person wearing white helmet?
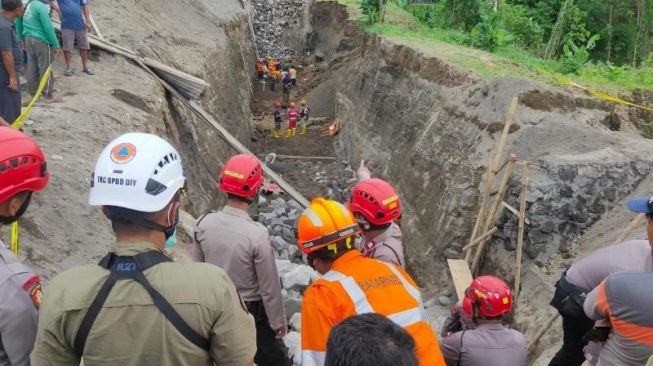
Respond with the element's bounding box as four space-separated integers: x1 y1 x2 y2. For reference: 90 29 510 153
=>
30 132 257 366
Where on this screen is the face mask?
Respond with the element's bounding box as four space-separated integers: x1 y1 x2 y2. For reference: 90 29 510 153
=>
0 193 32 225
164 229 177 249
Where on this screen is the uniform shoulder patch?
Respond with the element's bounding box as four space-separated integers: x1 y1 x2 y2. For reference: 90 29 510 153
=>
22 275 42 309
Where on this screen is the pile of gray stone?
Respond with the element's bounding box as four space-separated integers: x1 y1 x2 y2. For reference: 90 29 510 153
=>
257 193 316 364
248 0 303 58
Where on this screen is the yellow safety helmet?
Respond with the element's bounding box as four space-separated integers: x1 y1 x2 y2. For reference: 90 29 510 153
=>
297 198 361 255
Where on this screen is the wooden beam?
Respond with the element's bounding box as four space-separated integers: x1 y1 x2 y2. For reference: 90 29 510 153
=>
465 155 494 262
528 312 560 351
514 163 529 300
447 259 474 302
52 20 209 99
466 96 519 273
614 213 646 244
88 14 105 41
501 201 531 225
462 227 498 252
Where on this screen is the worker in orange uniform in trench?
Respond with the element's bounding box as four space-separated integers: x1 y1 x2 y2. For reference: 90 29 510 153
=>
286 102 300 138
298 197 445 366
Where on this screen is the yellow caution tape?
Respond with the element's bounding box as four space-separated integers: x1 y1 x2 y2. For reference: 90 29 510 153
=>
6 66 51 253
11 64 52 130
555 75 653 113
10 221 19 256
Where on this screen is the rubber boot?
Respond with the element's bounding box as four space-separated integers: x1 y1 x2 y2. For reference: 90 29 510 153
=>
301 127 307 135
285 129 292 138
273 130 280 139
291 128 296 137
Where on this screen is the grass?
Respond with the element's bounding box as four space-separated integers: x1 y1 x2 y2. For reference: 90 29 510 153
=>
325 0 653 95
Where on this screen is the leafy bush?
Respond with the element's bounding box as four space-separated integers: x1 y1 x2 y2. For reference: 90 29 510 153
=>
361 0 382 24
471 9 512 52
560 34 600 74
500 4 544 49
408 4 440 28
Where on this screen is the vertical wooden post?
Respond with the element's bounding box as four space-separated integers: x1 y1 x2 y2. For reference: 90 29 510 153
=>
465 154 493 262
471 156 516 274
514 162 528 300
469 96 518 273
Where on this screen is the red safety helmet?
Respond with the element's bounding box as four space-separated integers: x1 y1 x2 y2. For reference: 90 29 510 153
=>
0 127 49 204
218 154 263 199
464 276 513 318
349 178 401 226
275 101 282 109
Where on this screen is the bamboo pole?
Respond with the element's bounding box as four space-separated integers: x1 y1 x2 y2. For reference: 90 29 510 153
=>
469 97 519 273
465 155 493 262
614 213 646 244
462 227 498 252
514 163 529 300
501 201 531 225
88 14 104 41
528 312 560 351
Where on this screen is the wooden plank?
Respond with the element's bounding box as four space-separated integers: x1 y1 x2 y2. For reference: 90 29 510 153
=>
514 163 529 300
447 259 474 302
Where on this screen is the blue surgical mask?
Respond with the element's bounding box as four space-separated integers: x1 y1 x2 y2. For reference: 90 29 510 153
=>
164 229 178 249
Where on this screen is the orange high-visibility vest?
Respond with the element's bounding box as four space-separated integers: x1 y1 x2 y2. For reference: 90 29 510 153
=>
300 251 445 366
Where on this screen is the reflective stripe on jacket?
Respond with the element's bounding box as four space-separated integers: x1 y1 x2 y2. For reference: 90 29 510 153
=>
300 250 444 366
584 271 653 365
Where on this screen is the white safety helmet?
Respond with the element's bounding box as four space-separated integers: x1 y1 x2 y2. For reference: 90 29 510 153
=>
89 133 186 212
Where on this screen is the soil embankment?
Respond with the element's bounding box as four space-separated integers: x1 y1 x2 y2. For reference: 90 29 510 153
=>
12 0 258 277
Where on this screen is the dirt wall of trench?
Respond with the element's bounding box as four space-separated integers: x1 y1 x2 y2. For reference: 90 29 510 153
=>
308 2 653 294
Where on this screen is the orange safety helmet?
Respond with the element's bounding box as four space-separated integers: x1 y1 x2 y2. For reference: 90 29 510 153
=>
218 154 264 200
301 100 307 106
464 276 513 318
297 197 361 255
349 178 401 227
289 102 296 108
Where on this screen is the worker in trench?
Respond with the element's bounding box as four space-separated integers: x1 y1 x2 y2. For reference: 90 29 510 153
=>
299 99 309 135
286 101 300 137
256 57 268 80
30 133 257 366
0 127 48 366
547 196 653 366
297 197 446 366
273 100 283 139
282 72 293 107
439 276 527 366
350 161 406 268
192 154 290 366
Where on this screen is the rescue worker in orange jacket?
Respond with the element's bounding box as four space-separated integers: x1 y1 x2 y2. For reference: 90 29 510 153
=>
255 58 268 80
349 174 405 268
297 197 445 366
192 154 289 366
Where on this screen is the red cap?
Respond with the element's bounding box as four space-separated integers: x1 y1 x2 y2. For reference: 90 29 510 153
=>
0 127 49 204
218 154 263 199
349 178 401 226
464 276 513 317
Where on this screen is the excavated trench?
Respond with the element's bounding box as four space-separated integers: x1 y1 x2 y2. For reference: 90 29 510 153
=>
10 0 653 363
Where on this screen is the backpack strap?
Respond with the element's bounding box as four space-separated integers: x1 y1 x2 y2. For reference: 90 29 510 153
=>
73 251 210 356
